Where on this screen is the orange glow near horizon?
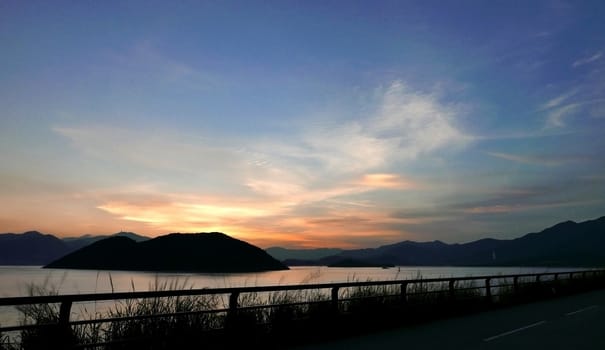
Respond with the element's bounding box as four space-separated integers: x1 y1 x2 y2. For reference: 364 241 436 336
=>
89 197 416 248
34 173 420 248
0 185 421 249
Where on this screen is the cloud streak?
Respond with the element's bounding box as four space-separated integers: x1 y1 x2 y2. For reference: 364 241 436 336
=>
572 51 603 68
539 89 578 111
485 151 590 166
462 199 602 215
106 41 220 89
543 98 605 128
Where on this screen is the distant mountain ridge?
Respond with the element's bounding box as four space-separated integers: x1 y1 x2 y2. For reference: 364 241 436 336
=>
0 231 150 265
3 216 605 267
265 247 343 261
281 216 605 267
0 231 69 265
45 232 288 273
63 232 150 251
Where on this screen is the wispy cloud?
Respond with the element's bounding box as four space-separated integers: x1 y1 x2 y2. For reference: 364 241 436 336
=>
105 41 221 90
532 31 551 38
540 51 605 128
539 89 578 110
52 80 470 246
371 81 471 158
53 126 246 176
463 199 602 215
295 81 470 173
572 51 603 68
545 103 581 127
485 151 589 166
543 99 605 128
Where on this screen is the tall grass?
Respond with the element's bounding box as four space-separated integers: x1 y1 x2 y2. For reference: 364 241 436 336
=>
0 329 13 350
103 278 223 350
13 282 65 350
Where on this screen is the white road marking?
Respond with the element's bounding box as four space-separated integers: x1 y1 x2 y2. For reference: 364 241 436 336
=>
565 305 598 316
483 321 546 342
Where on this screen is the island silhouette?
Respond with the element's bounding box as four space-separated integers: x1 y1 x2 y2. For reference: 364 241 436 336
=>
44 232 288 273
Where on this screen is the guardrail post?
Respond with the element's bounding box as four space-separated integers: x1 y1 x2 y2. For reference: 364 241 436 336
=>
227 291 240 329
400 282 408 305
59 300 72 325
58 299 74 348
331 287 340 313
535 274 542 296
485 278 491 303
513 276 519 294
449 279 456 301
229 291 239 310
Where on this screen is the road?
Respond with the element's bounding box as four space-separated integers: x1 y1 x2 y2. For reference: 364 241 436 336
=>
293 289 605 350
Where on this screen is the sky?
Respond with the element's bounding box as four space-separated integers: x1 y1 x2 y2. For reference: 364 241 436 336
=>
1 1 604 248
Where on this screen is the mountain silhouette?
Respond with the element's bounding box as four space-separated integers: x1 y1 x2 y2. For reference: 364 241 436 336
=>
4 216 604 268
282 216 605 267
0 231 70 265
45 232 289 273
0 231 151 265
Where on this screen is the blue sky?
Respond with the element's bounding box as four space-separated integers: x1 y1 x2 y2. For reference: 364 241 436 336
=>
1 1 604 247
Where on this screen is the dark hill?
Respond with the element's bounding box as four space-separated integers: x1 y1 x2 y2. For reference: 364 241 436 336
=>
486 216 605 266
0 231 151 265
45 232 289 273
0 231 71 265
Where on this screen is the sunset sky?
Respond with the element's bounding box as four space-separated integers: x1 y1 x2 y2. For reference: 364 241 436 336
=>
1 1 604 248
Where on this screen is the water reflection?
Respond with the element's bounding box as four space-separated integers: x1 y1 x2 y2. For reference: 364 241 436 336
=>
0 265 581 297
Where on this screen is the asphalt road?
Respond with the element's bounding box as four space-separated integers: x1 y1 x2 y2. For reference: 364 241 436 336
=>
294 289 605 350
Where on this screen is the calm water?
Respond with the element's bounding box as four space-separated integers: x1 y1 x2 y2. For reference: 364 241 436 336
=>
0 265 583 326
0 265 583 297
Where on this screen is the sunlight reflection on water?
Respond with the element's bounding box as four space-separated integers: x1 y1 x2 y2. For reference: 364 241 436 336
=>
0 265 581 297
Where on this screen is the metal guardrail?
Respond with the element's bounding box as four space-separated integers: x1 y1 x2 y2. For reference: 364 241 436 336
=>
1 269 604 347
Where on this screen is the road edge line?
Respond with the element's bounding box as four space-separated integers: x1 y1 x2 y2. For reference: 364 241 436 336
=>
483 321 546 342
